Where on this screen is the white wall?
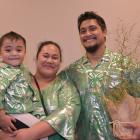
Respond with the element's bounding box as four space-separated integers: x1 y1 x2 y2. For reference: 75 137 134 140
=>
0 0 140 73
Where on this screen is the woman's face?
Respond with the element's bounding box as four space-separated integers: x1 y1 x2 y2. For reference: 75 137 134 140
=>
36 44 61 78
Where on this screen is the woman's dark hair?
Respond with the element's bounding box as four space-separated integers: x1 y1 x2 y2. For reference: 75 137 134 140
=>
0 31 26 49
78 11 107 32
36 41 62 61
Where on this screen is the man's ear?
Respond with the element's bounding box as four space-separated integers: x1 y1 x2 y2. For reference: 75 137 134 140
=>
103 29 107 41
104 29 107 35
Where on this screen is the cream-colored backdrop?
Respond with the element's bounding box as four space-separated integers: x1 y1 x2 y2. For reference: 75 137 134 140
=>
0 0 140 73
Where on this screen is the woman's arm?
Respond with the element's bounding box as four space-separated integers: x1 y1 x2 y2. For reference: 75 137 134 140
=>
13 121 55 140
12 73 80 140
42 73 81 140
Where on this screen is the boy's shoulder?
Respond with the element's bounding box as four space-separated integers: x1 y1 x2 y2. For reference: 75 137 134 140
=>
0 62 20 70
0 62 21 77
0 62 8 68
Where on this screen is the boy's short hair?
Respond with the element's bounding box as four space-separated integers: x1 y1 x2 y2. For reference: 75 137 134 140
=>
0 31 26 49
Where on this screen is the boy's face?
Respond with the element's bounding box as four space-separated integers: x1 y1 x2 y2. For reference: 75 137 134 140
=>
0 38 26 67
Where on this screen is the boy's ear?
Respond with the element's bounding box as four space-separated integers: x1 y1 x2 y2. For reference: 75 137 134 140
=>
0 55 4 67
0 49 3 62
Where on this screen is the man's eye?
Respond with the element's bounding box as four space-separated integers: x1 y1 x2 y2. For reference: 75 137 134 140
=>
89 26 97 31
80 30 86 34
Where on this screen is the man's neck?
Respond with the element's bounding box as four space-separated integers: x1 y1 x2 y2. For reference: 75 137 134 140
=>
86 45 106 67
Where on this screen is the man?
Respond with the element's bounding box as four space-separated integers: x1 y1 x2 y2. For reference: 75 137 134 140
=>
61 11 116 140
62 11 136 140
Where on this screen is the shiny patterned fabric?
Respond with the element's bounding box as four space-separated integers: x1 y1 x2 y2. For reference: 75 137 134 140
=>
0 63 34 113
0 63 80 140
62 49 135 140
31 72 80 140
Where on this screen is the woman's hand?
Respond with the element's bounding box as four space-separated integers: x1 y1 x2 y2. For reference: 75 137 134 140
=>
0 130 15 140
10 128 38 140
0 128 38 140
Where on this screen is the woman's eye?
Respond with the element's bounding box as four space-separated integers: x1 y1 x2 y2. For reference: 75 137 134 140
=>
43 55 49 58
53 57 58 60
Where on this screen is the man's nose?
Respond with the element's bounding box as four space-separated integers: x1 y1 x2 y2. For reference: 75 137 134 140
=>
85 29 92 35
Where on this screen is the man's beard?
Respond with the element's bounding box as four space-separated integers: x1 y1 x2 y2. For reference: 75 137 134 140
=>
85 44 100 53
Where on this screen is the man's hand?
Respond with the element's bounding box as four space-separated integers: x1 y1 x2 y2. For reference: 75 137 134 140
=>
120 122 140 140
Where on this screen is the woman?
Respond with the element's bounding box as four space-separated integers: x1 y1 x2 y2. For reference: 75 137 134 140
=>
0 41 80 140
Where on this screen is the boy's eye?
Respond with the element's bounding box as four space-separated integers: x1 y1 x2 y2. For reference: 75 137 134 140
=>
16 49 22 52
5 49 11 52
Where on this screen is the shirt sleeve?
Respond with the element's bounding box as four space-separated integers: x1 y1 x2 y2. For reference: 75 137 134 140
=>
44 73 81 140
0 64 20 109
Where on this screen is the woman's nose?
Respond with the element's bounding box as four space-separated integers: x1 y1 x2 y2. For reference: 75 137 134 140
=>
46 57 53 63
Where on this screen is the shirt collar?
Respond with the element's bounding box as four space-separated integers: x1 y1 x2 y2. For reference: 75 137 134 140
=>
82 48 111 65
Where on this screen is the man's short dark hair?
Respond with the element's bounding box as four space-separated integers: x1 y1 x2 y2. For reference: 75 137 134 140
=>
78 11 107 32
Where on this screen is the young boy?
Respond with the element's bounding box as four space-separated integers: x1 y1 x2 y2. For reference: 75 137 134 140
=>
0 31 34 133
